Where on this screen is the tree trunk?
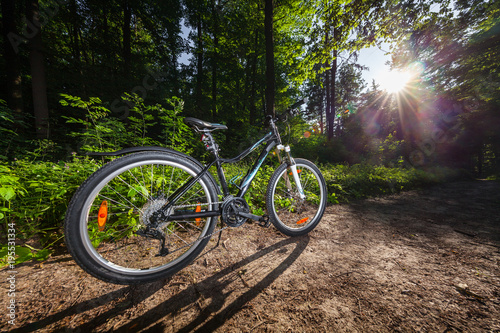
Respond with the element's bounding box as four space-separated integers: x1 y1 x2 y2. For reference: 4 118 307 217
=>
26 0 49 138
211 46 217 121
324 28 331 138
249 29 259 125
1 0 24 115
195 13 203 114
211 0 218 121
69 0 80 64
326 26 340 140
69 0 86 98
320 108 324 134
264 0 275 118
122 0 131 76
328 49 337 139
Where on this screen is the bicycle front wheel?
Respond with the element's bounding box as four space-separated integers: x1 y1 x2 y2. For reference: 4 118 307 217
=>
64 151 219 284
266 158 327 236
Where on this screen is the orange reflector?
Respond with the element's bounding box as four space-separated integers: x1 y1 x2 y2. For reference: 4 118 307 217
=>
297 217 309 225
195 203 201 226
97 200 108 231
289 169 302 176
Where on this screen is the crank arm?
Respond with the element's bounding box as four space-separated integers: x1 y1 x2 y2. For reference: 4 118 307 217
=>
236 211 270 227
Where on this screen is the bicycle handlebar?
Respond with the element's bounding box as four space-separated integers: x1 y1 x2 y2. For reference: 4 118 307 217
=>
267 98 307 124
288 99 306 111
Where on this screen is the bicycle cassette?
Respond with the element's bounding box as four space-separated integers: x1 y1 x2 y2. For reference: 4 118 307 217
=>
221 196 249 227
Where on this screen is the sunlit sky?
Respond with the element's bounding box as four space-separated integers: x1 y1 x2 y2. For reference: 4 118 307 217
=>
358 2 446 88
358 43 392 89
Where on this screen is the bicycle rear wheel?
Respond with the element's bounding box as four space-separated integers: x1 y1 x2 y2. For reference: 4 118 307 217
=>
266 158 327 236
64 151 219 284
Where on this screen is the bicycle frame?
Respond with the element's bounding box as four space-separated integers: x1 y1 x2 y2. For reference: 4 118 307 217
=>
156 108 314 223
160 130 279 222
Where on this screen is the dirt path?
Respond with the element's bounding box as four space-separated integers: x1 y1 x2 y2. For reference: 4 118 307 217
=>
2 180 500 332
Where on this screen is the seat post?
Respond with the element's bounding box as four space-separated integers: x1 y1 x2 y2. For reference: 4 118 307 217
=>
201 130 219 156
201 131 230 196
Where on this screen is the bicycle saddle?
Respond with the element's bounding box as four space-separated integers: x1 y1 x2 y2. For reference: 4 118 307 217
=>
184 117 228 131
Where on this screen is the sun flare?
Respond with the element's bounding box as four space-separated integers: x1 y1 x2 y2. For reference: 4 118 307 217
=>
379 70 412 93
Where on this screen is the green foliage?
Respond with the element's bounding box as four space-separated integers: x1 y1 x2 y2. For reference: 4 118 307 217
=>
320 164 460 203
158 97 195 155
374 133 405 166
0 156 100 262
0 157 98 265
0 100 30 160
0 100 17 140
60 93 195 155
61 94 125 152
0 245 52 268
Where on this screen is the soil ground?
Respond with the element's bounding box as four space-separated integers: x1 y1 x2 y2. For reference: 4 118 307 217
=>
2 180 500 332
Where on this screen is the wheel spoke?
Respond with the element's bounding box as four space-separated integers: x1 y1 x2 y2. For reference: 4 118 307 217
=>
267 159 326 236
66 152 217 283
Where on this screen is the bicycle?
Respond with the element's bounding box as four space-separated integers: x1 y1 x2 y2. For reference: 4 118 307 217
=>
64 100 327 284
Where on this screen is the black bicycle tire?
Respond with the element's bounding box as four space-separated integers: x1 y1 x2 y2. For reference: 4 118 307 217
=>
265 158 327 236
64 151 219 284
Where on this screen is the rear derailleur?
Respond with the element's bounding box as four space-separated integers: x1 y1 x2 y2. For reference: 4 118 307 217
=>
137 227 169 257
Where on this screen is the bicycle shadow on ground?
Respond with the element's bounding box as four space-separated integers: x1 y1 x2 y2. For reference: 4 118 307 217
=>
12 279 166 333
13 235 309 332
113 235 310 333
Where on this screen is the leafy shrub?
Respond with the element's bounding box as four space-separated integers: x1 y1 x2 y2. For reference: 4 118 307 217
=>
60 93 195 155
320 163 460 202
61 95 127 152
0 100 30 160
373 132 405 166
0 156 101 265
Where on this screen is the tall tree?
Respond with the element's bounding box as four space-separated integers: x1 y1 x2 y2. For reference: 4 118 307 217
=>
264 0 275 117
122 0 132 76
26 0 49 138
1 0 24 115
210 0 219 121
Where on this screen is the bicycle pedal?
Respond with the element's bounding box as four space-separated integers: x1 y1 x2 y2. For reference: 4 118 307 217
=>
258 215 271 228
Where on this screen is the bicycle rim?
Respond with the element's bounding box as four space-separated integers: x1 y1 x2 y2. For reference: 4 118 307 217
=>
271 162 325 232
78 158 215 276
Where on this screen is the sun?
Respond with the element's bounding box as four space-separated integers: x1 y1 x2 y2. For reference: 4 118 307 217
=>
378 70 412 93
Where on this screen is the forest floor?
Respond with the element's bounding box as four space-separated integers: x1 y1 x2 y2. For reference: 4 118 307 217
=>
2 180 500 332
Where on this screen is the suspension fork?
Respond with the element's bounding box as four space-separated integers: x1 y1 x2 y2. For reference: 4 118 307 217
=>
276 144 306 199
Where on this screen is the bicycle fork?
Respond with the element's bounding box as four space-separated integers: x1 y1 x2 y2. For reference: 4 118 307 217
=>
276 144 306 200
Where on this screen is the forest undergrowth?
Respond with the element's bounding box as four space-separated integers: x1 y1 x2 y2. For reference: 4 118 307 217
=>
0 151 462 267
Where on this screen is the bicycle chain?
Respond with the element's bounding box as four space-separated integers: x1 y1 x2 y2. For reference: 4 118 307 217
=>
170 201 224 209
